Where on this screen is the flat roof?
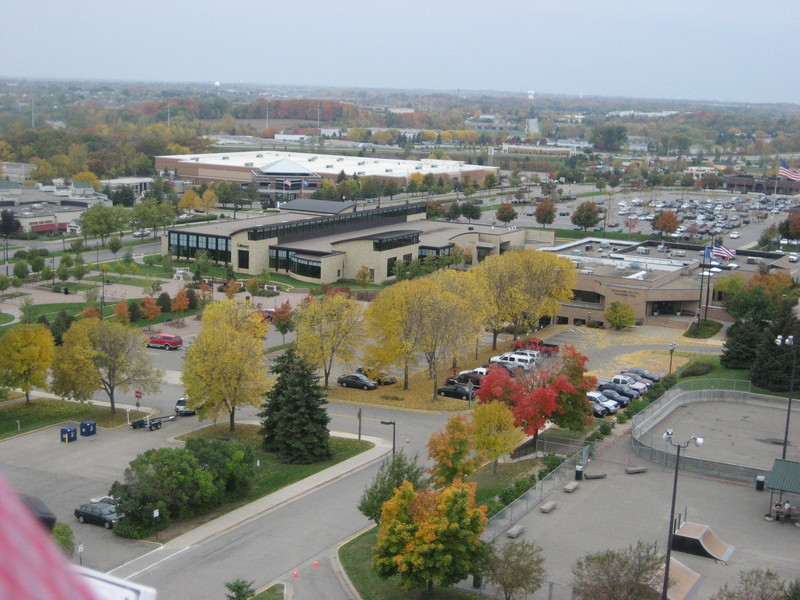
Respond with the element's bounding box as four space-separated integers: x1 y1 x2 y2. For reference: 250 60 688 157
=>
157 150 496 180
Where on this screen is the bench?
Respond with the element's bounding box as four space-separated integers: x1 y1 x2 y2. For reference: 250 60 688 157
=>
506 525 524 538
563 481 579 493
625 466 648 474
584 473 607 480
539 501 557 513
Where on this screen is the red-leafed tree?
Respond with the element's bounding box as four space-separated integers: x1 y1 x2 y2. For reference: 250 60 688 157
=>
140 297 161 321
547 345 596 431
271 300 295 344
172 288 189 313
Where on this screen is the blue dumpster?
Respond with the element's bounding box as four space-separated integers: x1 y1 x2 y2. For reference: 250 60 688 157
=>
60 426 77 443
80 421 96 437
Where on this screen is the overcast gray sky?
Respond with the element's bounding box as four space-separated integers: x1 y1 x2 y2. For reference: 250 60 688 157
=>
3 0 798 104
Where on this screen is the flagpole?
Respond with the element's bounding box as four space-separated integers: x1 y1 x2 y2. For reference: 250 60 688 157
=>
698 249 706 320
705 269 712 322
774 156 779 196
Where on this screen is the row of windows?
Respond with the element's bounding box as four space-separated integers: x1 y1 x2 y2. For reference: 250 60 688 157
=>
291 256 321 279
419 246 453 257
373 233 420 252
247 202 427 241
168 232 231 252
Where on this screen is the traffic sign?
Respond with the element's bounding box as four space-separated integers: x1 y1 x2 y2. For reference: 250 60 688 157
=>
135 391 142 399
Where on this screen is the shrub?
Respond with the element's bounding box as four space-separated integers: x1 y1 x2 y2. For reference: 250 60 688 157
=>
156 291 172 313
661 373 678 390
585 431 603 443
13 250 28 259
52 523 75 557
541 452 565 473
683 318 723 339
616 413 628 424
679 355 718 377
624 398 649 418
598 421 613 436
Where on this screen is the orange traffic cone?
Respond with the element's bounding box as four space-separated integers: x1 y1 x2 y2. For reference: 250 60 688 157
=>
313 559 319 567
293 569 299 578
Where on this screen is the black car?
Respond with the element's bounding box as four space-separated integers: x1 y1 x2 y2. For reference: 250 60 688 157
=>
74 502 124 529
337 373 378 390
436 384 475 401
589 399 609 418
598 382 640 399
624 367 661 383
599 388 629 408
445 372 482 387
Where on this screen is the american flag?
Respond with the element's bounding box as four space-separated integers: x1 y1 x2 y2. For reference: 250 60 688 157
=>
779 159 800 182
711 240 736 260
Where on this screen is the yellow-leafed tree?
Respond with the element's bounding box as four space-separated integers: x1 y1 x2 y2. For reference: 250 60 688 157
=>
200 189 218 213
0 324 55 403
296 292 363 387
51 319 162 414
178 190 201 213
183 299 269 431
470 401 525 473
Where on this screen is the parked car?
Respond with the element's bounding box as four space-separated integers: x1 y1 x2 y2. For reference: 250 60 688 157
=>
437 384 475 401
729 231 740 239
355 367 397 386
508 349 541 361
336 373 378 390
587 391 619 414
175 397 196 416
512 338 560 355
446 372 482 387
599 388 629 408
589 399 609 418
74 502 124 529
601 374 647 393
598 382 640 399
624 367 661 383
132 229 150 238
490 353 535 370
559 210 570 216
89 495 116 505
620 372 653 388
147 333 183 350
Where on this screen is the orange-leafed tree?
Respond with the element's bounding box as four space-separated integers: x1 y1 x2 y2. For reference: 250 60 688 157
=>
372 480 487 593
224 279 240 299
427 414 483 488
113 300 130 324
140 297 161 321
80 306 101 319
172 288 189 313
654 210 680 235
749 271 800 306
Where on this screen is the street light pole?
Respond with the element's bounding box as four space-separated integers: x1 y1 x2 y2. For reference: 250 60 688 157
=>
668 343 676 375
775 335 797 460
662 430 704 600
381 420 396 455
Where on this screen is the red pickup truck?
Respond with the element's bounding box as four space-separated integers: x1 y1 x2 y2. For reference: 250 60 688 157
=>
512 338 560 355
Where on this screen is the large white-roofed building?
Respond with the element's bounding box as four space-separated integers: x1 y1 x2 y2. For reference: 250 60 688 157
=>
154 150 497 199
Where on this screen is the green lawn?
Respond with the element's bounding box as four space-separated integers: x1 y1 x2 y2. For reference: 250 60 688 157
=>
0 312 14 325
339 528 481 600
254 584 284 600
0 397 146 439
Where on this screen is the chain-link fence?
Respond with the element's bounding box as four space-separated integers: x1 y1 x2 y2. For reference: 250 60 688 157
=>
483 445 589 541
631 379 778 483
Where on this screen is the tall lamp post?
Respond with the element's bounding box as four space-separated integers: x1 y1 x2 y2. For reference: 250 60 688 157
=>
775 335 797 460
381 420 396 455
668 343 676 375
662 430 704 600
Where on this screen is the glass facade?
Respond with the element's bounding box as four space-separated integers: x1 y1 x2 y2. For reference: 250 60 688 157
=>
373 232 419 252
291 256 321 279
169 232 231 263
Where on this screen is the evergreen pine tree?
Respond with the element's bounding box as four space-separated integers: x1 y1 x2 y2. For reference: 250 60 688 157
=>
720 320 766 369
259 345 332 464
751 304 800 391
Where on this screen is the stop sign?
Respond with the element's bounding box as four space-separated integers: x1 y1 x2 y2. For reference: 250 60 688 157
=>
135 391 142 399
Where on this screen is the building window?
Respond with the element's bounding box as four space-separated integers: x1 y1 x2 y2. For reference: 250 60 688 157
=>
290 256 321 279
387 256 397 275
238 249 250 270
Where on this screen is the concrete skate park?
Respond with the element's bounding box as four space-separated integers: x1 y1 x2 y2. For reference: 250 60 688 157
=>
483 382 800 600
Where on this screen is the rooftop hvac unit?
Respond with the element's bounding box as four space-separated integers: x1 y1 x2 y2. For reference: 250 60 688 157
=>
256 154 263 158
585 245 591 251
245 162 253 167
571 249 582 255
746 257 756 264
572 261 582 269
579 268 594 274
222 156 229 160
337 157 344 161
326 164 333 168
636 247 650 255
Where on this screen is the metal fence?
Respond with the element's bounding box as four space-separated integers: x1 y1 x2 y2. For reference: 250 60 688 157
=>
631 379 780 483
483 445 589 541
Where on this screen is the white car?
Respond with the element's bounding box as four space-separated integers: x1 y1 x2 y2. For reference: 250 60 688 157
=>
132 229 150 238
730 231 740 239
587 391 619 414
489 353 535 371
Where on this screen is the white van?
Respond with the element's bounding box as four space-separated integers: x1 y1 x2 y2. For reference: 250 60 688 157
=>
489 353 536 371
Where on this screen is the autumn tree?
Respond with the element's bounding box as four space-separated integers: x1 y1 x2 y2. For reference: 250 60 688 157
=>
481 540 547 600
113 299 130 324
271 300 295 344
571 201 601 231
535 199 556 228
572 541 663 600
495 203 517 225
427 415 482 488
653 210 680 235
296 292 363 387
358 452 427 524
470 401 524 473
184 300 269 431
604 300 636 330
200 189 218 213
0 324 55 403
355 265 371 288
171 288 189 313
372 480 487 593
259 345 332 463
460 201 482 223
178 189 201 213
51 319 162 414
79 204 126 245
547 345 596 431
140 296 161 321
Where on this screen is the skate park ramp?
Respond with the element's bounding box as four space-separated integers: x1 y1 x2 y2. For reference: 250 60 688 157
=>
661 557 703 600
671 522 735 563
